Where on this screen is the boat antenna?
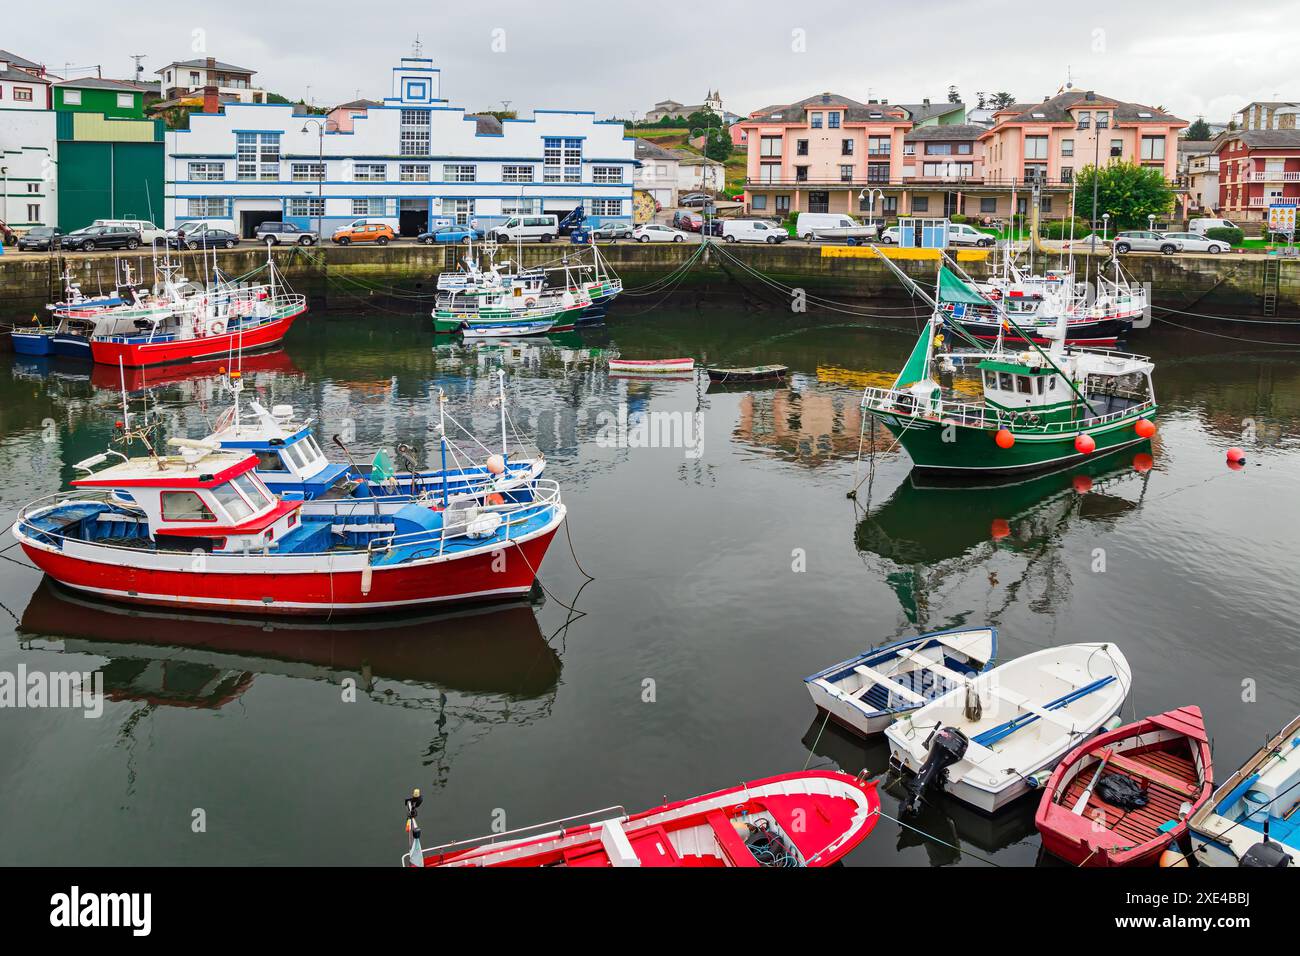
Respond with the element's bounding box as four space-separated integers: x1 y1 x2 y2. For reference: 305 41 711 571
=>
438 389 449 507
497 368 509 458
405 789 424 865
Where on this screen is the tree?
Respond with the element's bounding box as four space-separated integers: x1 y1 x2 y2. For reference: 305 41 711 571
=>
1074 161 1176 228
947 85 961 104
990 92 1016 110
1184 118 1212 140
703 126 732 162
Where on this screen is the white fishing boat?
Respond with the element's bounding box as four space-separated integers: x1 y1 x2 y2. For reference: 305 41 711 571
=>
804 627 997 736
885 642 1132 814
1187 713 1300 867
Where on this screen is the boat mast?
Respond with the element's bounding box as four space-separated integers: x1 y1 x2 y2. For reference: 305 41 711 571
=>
438 389 449 507
497 368 508 458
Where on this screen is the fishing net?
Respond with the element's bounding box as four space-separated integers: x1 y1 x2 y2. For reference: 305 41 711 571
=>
1095 773 1148 810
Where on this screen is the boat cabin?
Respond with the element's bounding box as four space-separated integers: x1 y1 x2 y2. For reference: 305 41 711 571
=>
209 400 350 498
978 349 1154 421
71 451 301 553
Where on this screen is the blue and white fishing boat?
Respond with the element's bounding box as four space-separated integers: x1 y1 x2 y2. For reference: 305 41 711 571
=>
885 642 1131 814
205 370 545 516
804 627 997 736
1188 713 1300 867
11 264 135 356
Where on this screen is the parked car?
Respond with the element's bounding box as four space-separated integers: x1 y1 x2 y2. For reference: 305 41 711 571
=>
178 228 240 250
877 226 902 244
333 222 396 245
796 212 876 243
1159 231 1231 254
62 224 141 252
417 225 486 245
722 219 787 244
702 219 725 237
1113 231 1181 255
947 222 998 247
255 221 319 245
168 220 228 244
678 193 711 207
632 223 689 243
672 211 703 232
17 227 64 251
93 218 167 245
591 221 634 240
1188 217 1239 236
491 214 560 243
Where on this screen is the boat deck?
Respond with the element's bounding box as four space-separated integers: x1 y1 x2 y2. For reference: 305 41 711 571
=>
1059 745 1198 846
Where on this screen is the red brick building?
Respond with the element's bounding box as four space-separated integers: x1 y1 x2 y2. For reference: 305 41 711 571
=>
1215 129 1300 222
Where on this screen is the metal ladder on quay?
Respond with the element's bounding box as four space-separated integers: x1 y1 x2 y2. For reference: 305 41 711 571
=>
1262 257 1281 316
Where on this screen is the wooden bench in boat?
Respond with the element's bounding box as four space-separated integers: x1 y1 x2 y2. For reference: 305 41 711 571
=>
705 810 760 867
893 647 972 687
1091 748 1199 798
845 666 927 706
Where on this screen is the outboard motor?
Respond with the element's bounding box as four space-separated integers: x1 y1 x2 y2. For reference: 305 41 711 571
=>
1240 840 1291 868
902 725 969 815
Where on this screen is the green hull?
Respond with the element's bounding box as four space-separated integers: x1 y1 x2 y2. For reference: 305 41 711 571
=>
872 406 1158 475
433 303 587 334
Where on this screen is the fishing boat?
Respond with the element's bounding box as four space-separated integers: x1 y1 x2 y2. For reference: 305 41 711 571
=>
204 370 545 513
1188 713 1300 867
885 642 1132 814
1035 706 1213 867
11 265 134 355
804 627 996 736
607 357 695 374
860 265 1157 476
11 436 565 616
706 364 788 384
89 252 306 367
403 770 880 868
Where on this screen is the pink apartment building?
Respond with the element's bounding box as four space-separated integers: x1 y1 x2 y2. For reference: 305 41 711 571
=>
740 88 1186 221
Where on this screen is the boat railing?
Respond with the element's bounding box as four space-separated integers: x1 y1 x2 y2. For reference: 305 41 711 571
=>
860 386 1156 433
366 478 563 561
405 804 628 865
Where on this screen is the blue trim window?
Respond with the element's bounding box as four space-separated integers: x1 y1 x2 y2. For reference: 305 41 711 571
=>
443 164 476 183
400 163 431 182
503 164 535 183
400 109 431 155
543 137 582 183
291 162 325 182
236 131 280 181
188 161 224 181
288 197 324 217
810 112 823 129
502 198 541 216
828 112 841 129
352 198 385 216
752 194 768 210
444 198 475 224
187 197 230 218
355 163 387 182
592 166 623 184
591 199 622 216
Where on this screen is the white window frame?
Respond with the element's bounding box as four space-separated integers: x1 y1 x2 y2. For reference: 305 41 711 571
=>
593 166 623 184
591 199 622 217
291 162 325 183
287 197 325 218
188 162 224 182
351 198 385 217
116 93 133 108
503 164 534 183
400 163 431 182
64 89 82 105
443 164 477 183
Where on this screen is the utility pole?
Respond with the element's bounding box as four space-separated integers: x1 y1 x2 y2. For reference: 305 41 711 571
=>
131 55 146 83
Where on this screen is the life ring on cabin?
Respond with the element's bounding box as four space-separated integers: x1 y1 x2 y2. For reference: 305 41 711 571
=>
208 319 228 336
523 298 537 308
988 289 1002 300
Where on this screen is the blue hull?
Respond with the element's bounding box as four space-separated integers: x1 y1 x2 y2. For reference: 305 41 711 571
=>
51 334 92 359
11 332 56 356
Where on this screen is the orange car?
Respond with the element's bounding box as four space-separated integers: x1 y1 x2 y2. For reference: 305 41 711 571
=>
332 221 396 245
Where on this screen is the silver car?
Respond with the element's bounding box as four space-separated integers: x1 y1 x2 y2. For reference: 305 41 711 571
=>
1112 231 1181 255
1160 231 1231 254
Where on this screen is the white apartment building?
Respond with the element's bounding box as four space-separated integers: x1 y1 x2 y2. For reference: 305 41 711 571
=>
165 57 636 236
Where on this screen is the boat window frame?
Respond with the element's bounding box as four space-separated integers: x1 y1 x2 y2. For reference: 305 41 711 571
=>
160 490 217 522
232 472 275 508
210 481 258 523
998 372 1013 391
255 449 288 472
1015 375 1033 394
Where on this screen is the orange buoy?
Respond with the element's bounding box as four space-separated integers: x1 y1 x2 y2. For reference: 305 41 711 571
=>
1134 418 1156 439
991 518 1011 540
995 429 1015 449
487 493 505 506
1074 433 1096 455
1226 447 1246 465
1071 475 1093 494
486 454 506 475
1133 452 1154 473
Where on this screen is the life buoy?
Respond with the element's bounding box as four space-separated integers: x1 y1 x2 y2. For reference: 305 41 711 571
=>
208 319 227 336
523 297 537 308
486 493 505 506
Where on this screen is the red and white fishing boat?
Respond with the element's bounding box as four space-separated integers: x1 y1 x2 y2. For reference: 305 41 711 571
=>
12 439 565 617
607 357 695 374
1034 706 1213 867
403 770 880 867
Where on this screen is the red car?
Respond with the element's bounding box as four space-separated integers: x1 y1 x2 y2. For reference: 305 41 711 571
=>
672 211 703 232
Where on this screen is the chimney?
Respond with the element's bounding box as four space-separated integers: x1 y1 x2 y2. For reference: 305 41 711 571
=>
923 97 930 107
205 57 216 69
203 85 220 113
1084 90 1095 101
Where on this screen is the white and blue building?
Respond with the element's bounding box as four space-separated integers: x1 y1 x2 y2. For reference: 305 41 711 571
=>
164 57 636 237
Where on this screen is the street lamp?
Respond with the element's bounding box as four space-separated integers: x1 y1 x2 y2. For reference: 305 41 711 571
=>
1102 212 1110 243
691 120 718 234
1148 213 1156 233
1082 111 1109 254
301 119 326 241
859 187 884 236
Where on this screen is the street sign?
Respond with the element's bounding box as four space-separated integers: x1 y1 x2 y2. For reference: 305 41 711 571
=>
1267 203 1297 235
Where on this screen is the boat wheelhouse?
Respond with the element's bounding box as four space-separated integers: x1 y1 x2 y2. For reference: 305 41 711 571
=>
12 444 565 616
862 267 1157 476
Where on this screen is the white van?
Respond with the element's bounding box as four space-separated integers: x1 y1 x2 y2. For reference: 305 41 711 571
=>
95 218 167 244
492 214 560 243
721 219 787 244
1189 218 1238 236
796 212 876 243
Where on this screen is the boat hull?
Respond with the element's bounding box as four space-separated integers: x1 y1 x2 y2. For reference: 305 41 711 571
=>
90 310 303 368
51 333 92 358
18 524 559 617
11 331 56 356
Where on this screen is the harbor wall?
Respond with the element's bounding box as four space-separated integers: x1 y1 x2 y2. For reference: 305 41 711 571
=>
2 243 1298 325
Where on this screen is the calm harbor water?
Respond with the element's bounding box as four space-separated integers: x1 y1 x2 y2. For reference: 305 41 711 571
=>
1 304 1298 866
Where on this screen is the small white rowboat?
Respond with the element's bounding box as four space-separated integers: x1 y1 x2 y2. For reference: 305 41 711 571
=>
607 357 695 374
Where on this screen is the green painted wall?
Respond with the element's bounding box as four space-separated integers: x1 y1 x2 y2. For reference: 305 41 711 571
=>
57 140 164 231
54 87 144 119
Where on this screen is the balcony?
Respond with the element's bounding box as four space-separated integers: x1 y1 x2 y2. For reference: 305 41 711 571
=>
1242 170 1300 182
744 174 1078 190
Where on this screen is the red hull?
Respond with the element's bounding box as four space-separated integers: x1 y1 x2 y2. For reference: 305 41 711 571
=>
1035 706 1212 867
89 310 303 368
20 527 558 617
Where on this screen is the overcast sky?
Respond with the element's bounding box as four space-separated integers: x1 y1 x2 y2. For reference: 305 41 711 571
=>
6 0 1295 123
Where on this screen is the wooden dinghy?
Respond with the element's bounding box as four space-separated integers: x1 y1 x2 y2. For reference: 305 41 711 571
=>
1188 712 1300 867
1035 706 1212 866
607 357 695 374
403 770 879 868
885 642 1131 814
706 364 789 384
805 627 996 736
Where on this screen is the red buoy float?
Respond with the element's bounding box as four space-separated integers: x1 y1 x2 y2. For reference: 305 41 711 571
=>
995 429 1015 449
1226 447 1246 465
1133 452 1154 473
991 518 1011 540
1074 433 1096 455
1134 418 1156 439
1072 475 1093 494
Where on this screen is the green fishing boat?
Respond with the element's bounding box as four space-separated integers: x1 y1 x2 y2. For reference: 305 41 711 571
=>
860 267 1157 476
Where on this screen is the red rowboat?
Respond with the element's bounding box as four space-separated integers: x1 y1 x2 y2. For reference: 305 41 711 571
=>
405 770 880 867
1034 706 1213 867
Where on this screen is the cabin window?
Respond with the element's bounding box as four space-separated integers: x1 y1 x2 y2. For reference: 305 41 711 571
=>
161 491 216 522
212 484 256 522
1049 378 1057 391
1016 376 1032 394
256 450 286 471
1036 377 1045 394
233 473 274 507
983 370 997 389
998 372 1013 391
